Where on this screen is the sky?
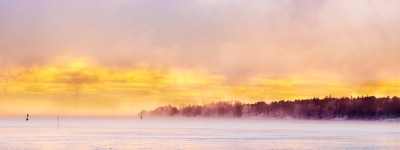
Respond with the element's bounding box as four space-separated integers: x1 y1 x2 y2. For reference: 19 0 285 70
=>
1 0 400 117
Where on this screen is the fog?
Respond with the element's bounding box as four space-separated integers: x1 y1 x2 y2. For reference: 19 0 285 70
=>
1 0 400 82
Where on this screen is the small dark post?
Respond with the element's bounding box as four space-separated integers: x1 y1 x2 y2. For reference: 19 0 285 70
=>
26 114 29 121
140 114 143 120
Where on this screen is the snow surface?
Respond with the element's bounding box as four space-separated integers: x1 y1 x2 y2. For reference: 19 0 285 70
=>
0 118 399 149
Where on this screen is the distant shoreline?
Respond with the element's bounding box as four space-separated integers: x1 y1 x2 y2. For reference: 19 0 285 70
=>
142 96 400 120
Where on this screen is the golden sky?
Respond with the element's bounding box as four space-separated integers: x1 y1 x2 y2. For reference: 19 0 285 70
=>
1 0 400 116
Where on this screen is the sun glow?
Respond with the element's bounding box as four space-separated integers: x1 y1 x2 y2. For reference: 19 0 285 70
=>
67 59 91 70
1 60 400 117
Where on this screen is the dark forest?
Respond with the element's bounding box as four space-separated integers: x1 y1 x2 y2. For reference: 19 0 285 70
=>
142 96 400 120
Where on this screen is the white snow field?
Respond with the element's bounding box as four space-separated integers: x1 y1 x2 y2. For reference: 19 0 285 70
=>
0 118 399 149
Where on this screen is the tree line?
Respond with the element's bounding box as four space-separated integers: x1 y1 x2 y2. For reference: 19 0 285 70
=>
141 96 400 119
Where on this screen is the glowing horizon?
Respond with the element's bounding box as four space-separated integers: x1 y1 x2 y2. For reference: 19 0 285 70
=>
1 0 400 117
1 58 399 117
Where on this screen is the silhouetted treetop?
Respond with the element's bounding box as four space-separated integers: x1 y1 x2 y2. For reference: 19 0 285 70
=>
142 96 400 120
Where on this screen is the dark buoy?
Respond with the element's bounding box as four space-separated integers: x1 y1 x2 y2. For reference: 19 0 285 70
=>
26 114 29 121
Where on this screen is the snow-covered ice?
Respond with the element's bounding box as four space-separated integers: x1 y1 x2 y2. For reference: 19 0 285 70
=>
0 118 399 149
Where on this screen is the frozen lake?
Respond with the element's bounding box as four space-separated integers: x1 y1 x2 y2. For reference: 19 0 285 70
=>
0 118 399 149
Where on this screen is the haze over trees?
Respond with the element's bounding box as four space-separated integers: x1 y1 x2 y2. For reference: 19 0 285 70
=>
142 96 400 120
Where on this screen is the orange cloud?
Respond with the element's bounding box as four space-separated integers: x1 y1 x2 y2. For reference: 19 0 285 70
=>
1 60 400 117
